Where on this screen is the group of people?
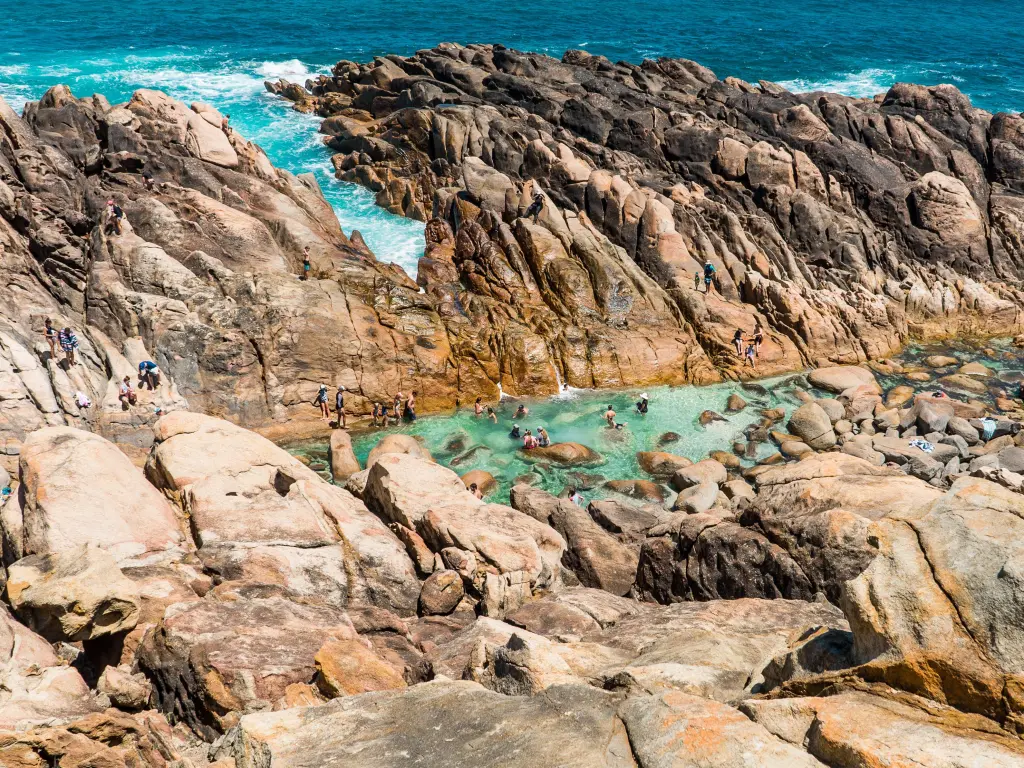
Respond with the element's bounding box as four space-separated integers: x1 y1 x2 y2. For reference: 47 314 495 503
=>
117 360 161 409
369 390 417 428
732 320 765 369
43 318 80 367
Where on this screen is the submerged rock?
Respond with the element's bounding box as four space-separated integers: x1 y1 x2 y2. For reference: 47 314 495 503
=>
521 442 602 466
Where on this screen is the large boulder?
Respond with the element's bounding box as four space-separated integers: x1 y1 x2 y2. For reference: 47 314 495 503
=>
521 442 603 465
841 476 1024 730
807 366 879 394
13 427 186 566
329 429 361 482
636 451 692 477
146 412 420 615
137 596 362 739
787 403 837 450
366 433 433 468
364 454 565 612
509 485 637 596
0 604 99 729
6 545 140 642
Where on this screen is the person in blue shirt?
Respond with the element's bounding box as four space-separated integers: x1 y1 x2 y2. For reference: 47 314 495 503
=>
138 360 161 390
703 260 717 294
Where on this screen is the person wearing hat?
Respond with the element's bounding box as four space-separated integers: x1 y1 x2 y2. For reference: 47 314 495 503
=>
514 403 529 419
509 423 521 440
314 384 330 420
636 393 649 415
537 426 551 447
702 259 717 294
334 385 347 429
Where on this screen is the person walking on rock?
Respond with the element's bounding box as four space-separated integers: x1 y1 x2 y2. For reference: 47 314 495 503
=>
703 260 717 294
744 340 757 369
106 200 125 235
138 360 161 390
524 193 544 222
58 327 79 367
43 318 58 360
394 392 404 421
405 390 417 422
314 384 330 420
335 385 347 429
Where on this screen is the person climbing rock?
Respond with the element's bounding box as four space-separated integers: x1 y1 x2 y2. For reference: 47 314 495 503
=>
138 360 161 390
524 192 544 222
301 246 311 280
58 327 79 367
703 260 717 294
335 385 347 429
733 329 744 356
106 200 124 235
406 390 417 422
142 169 156 191
314 384 330 419
43 318 57 360
118 376 137 409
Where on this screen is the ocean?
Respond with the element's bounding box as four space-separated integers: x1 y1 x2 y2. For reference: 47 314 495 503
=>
3 0 1022 273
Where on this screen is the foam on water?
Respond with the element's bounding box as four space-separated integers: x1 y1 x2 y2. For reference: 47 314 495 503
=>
777 67 897 99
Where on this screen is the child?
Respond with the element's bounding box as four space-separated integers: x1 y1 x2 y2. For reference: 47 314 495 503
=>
744 341 757 369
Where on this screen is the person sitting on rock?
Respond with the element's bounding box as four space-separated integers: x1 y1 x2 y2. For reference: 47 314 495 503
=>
221 114 231 136
138 360 161 390
58 327 79 367
523 430 537 449
569 487 584 506
744 341 757 369
524 193 544 222
515 403 529 419
314 384 330 419
703 260 717 294
335 385 347 429
405 390 417 422
509 423 521 440
733 329 744 356
474 397 484 417
469 482 484 500
301 246 311 280
118 376 137 409
636 393 649 415
537 426 551 447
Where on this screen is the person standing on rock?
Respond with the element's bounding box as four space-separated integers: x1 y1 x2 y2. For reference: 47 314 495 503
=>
394 392 404 420
694 271 701 291
371 402 381 427
335 385 347 429
524 193 544 222
733 329 744 356
744 340 757 369
405 390 417 422
315 384 330 419
301 247 311 280
703 260 717 294
106 200 124 235
58 327 79 367
43 318 58 360
753 321 764 358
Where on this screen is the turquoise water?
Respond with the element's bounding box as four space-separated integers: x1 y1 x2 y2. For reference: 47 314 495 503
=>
293 377 806 503
2 1 1022 277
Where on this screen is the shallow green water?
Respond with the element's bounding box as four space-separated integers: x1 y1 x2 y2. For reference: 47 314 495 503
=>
878 339 1024 401
291 376 809 504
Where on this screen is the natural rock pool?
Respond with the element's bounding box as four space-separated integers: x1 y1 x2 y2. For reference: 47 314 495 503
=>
287 338 1024 503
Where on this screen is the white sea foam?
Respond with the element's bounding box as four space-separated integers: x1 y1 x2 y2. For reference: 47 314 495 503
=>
777 67 896 99
255 59 317 80
0 65 27 76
